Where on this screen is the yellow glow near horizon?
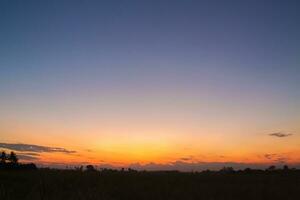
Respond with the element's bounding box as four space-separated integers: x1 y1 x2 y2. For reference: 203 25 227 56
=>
1 93 299 167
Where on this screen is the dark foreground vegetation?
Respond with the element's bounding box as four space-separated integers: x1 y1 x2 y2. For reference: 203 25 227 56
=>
1 152 300 200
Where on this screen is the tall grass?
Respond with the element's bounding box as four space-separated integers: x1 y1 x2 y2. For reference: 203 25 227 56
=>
0 169 299 200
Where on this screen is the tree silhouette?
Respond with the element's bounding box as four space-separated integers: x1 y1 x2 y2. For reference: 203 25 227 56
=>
86 165 96 171
0 152 37 170
8 151 18 164
0 151 6 164
267 165 276 171
220 166 234 173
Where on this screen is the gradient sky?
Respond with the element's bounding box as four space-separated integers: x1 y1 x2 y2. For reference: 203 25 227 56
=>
1 0 300 170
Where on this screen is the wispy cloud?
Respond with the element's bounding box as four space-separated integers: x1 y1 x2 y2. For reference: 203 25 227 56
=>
0 143 76 154
179 155 195 161
269 132 293 138
180 157 192 161
264 154 277 160
17 154 40 161
264 153 289 163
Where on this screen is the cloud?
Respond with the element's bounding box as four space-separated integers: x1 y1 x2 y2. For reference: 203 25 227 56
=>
0 143 76 154
264 154 289 163
128 161 275 171
180 157 191 161
269 132 293 138
264 154 277 160
17 154 40 161
179 155 195 161
274 157 288 164
19 152 40 156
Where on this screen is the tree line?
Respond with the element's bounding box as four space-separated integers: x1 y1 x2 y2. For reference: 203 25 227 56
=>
0 151 37 170
1 151 18 164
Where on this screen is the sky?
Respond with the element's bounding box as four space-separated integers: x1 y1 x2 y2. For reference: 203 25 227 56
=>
0 0 300 170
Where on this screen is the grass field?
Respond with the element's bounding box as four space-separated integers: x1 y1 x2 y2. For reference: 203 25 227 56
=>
1 169 300 200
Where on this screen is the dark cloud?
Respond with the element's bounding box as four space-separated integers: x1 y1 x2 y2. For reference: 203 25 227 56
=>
17 154 40 161
274 157 288 164
264 154 289 163
0 143 76 154
269 132 293 138
264 154 277 160
180 157 191 161
0 152 42 162
179 155 194 161
20 152 40 156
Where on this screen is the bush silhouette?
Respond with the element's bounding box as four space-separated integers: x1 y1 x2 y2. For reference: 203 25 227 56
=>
8 151 18 164
267 165 276 171
0 151 6 164
86 165 96 172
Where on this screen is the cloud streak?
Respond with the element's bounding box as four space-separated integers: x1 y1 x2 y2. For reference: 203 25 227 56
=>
264 153 289 163
264 154 276 160
269 132 293 138
17 154 40 161
0 143 76 154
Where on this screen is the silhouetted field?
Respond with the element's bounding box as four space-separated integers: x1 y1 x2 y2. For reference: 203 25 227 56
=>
1 169 300 200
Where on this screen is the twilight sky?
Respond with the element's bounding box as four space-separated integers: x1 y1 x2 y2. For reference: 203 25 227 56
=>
0 0 300 170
